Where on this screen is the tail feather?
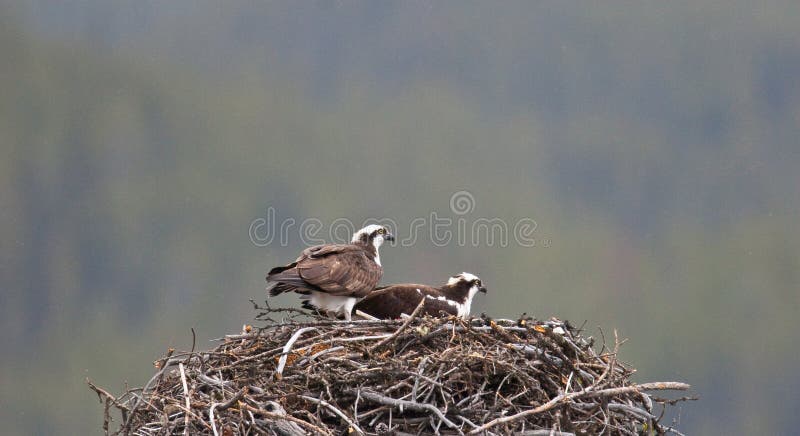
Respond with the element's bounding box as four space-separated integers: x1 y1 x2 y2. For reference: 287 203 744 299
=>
266 282 289 297
269 282 313 297
266 263 305 297
267 262 297 277
267 267 309 285
301 300 318 311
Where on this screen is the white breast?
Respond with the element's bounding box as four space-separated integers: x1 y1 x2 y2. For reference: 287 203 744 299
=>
308 292 357 317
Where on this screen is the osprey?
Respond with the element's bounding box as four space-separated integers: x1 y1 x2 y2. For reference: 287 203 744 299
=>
266 224 394 321
353 272 487 320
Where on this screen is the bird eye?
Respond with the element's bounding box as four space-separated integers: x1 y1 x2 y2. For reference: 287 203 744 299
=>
476 280 482 286
377 228 385 234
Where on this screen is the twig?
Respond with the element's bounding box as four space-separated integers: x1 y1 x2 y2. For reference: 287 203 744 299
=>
354 310 380 321
518 431 575 436
86 378 127 411
335 334 393 343
468 382 690 434
593 329 620 388
209 388 246 436
179 362 191 435
651 395 699 405
659 424 689 436
241 403 333 436
209 406 220 436
87 379 115 436
275 327 317 378
150 396 211 430
564 371 574 394
607 402 655 420
359 389 463 435
300 395 364 435
369 299 425 353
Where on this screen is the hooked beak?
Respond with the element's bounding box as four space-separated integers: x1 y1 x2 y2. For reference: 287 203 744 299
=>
384 233 395 242
479 286 488 294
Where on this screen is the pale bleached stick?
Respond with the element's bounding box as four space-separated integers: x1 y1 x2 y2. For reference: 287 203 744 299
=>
241 403 333 436
354 310 380 321
468 382 691 434
178 363 191 435
209 388 246 436
300 395 364 435
209 403 219 436
334 334 392 343
275 327 317 378
359 389 462 434
517 431 575 436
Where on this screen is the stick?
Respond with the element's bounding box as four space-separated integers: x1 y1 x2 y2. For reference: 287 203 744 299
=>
86 378 127 410
607 402 655 420
369 299 425 353
359 389 463 435
593 329 620 388
468 382 690 434
87 378 127 436
241 403 333 436
179 362 191 435
518 431 575 436
354 310 380 321
335 334 392 343
300 395 364 435
275 327 317 378
150 395 211 430
209 405 220 436
209 388 246 436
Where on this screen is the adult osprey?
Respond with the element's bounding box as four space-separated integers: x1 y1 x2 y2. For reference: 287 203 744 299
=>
353 272 487 320
266 224 394 321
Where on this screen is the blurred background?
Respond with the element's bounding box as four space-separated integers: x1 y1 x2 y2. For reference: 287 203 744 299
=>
2 1 798 434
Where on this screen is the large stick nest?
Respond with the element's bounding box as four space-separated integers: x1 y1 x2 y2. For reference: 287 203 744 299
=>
89 302 692 435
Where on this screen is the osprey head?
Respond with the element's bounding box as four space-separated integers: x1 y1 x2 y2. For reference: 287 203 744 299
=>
352 224 395 248
447 272 488 297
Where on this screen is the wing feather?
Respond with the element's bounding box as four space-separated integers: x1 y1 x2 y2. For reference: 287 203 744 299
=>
354 285 458 319
354 286 423 319
296 246 381 296
267 243 382 298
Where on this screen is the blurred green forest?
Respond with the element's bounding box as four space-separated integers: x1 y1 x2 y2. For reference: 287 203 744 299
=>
1 2 799 434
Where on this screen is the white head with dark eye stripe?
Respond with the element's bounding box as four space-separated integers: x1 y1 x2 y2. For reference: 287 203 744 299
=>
445 272 488 301
352 224 394 266
352 224 395 247
440 272 486 317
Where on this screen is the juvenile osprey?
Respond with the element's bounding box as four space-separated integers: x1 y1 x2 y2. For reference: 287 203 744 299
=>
353 272 487 320
266 224 394 320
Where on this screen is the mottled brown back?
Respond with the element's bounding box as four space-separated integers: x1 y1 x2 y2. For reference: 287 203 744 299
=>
267 243 382 298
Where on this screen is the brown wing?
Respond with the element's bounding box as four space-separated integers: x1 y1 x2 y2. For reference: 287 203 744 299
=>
354 286 425 319
298 243 358 260
354 285 458 320
295 245 382 297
